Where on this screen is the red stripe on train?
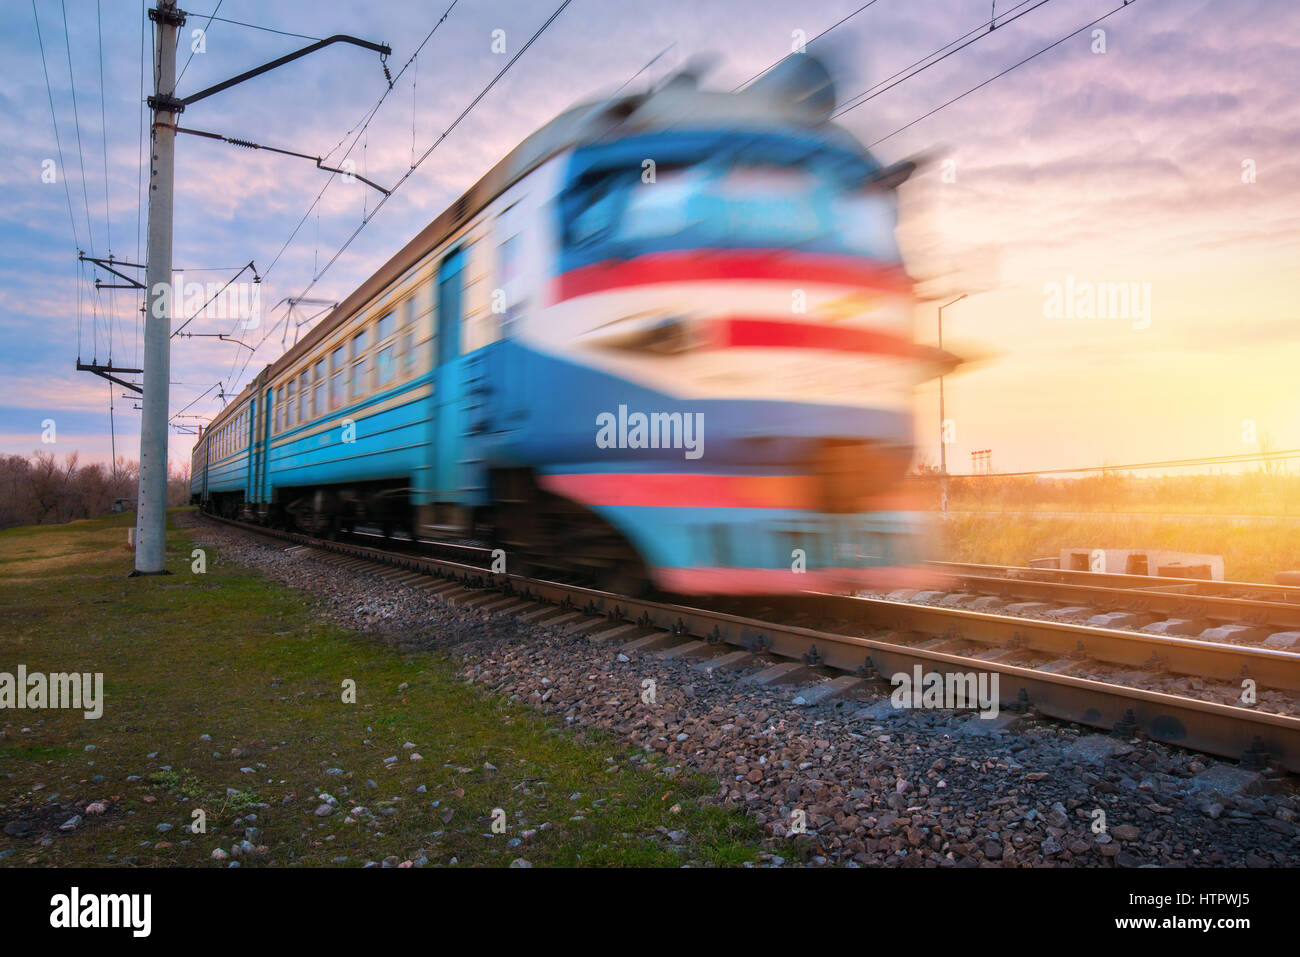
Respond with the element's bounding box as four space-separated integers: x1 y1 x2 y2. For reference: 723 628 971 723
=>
711 318 921 358
540 472 817 509
550 250 912 303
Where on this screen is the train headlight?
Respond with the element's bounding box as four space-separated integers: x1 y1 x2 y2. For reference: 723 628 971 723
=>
584 313 702 355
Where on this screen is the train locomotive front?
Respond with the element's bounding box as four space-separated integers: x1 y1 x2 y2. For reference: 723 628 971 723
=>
487 58 951 595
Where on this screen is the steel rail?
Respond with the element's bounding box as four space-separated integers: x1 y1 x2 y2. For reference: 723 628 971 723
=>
921 571 1300 632
926 560 1300 602
817 596 1300 691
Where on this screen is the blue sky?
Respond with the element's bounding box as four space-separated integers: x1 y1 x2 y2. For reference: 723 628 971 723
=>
4 0 1298 474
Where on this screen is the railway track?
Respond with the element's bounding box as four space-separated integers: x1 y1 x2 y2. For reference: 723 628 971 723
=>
928 560 1300 603
897 561 1300 646
201 515 1300 774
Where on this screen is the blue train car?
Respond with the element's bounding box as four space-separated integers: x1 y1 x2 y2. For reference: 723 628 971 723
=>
191 55 952 595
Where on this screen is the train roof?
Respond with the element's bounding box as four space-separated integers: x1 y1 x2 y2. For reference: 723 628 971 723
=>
198 55 867 438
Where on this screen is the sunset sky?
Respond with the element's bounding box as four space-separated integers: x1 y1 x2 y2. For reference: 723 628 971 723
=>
3 0 1297 476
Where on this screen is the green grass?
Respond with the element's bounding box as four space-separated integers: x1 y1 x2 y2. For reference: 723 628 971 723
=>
0 510 763 867
936 512 1294 583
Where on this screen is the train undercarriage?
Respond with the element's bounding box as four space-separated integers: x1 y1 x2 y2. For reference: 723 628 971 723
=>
200 468 650 594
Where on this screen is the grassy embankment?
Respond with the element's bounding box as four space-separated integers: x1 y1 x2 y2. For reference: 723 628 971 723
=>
935 512 1297 583
0 510 762 867
912 471 1300 582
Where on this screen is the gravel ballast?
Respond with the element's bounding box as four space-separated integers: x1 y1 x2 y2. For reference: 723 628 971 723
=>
185 516 1300 868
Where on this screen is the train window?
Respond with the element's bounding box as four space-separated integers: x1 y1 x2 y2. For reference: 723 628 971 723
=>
350 330 368 398
377 310 395 342
499 233 520 284
299 371 311 422
402 297 416 328
376 343 395 385
402 312 416 373
331 346 346 409
402 328 415 372
496 232 523 333
312 360 326 418
285 380 296 429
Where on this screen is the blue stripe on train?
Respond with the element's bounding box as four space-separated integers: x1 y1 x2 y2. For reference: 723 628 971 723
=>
586 504 924 571
201 340 910 527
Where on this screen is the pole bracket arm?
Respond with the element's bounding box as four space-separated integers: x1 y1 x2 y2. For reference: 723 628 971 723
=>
179 35 393 108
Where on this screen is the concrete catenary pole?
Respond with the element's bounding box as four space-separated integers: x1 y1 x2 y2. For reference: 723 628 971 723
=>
937 294 966 518
134 1 184 574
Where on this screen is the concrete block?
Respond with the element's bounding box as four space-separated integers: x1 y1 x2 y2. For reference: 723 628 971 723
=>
537 611 583 628
852 700 901 721
792 675 865 707
621 632 679 652
744 662 813 686
658 639 712 659
1088 611 1145 630
1189 764 1265 799
955 712 1024 736
565 617 616 635
692 651 755 675
1139 619 1202 636
586 622 642 643
516 605 564 623
1264 631 1300 649
446 590 494 607
1064 734 1127 765
1043 606 1095 623
480 597 529 613
1059 548 1224 580
1198 624 1267 643
1003 601 1055 616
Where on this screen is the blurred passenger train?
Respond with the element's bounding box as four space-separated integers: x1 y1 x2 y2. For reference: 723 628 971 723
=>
190 55 954 596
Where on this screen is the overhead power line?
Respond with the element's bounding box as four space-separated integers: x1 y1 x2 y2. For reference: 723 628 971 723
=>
832 0 1051 119
59 0 95 255
229 0 571 395
184 10 323 42
957 447 1300 479
733 0 884 92
176 0 221 85
31 0 81 251
863 0 1141 149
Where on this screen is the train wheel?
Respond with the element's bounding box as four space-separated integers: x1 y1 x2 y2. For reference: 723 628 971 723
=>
596 557 648 598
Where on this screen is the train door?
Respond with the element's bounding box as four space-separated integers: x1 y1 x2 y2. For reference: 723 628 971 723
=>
245 395 258 512
433 247 465 501
259 386 273 514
